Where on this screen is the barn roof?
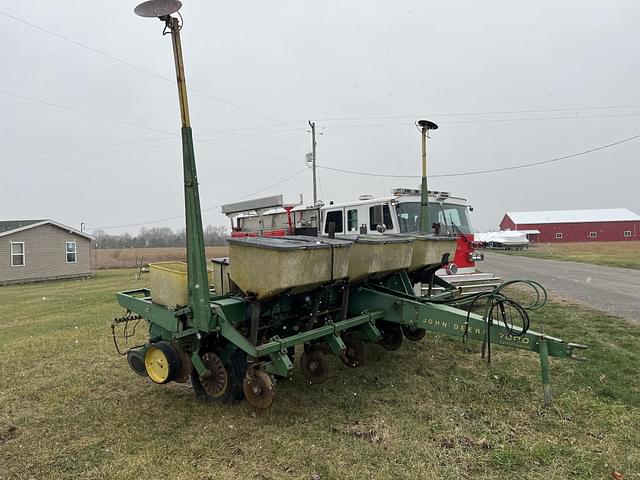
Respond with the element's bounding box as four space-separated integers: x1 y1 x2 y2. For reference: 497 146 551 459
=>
0 219 94 239
506 208 640 225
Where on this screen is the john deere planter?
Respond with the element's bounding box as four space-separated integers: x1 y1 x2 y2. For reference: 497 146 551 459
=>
113 1 587 409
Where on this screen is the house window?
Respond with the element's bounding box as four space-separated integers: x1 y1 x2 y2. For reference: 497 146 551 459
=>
11 242 25 267
324 210 343 234
555 232 563 240
624 230 632 238
347 209 358 232
589 232 597 239
66 241 77 263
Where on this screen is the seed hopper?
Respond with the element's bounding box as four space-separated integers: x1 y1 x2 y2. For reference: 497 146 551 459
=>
112 1 587 409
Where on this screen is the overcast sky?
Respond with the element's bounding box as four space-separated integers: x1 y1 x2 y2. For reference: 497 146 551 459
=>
2 1 639 234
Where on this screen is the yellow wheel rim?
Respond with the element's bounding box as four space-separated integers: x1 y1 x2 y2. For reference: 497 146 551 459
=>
145 346 170 383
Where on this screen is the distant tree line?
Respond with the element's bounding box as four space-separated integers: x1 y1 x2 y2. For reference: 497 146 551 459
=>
93 225 228 249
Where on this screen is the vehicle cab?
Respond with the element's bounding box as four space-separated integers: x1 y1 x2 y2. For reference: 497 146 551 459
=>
320 189 482 273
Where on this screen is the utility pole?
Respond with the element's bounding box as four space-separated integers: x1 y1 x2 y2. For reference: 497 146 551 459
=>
309 120 317 205
416 120 439 234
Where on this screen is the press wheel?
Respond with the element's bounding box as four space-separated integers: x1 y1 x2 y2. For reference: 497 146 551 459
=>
243 370 275 409
300 348 329 384
402 325 426 342
198 352 228 398
340 336 368 368
191 349 247 404
378 323 403 351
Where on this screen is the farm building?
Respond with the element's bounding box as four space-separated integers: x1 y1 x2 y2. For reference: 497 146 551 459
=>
0 219 94 285
500 208 640 243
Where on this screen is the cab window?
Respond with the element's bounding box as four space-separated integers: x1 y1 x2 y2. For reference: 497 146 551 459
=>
369 205 393 230
347 209 358 232
324 210 344 233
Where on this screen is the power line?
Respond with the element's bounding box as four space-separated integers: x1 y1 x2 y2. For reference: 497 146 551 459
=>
88 168 309 231
0 142 179 167
0 126 300 162
0 90 177 136
8 10 640 137
215 167 309 205
199 127 303 141
315 105 640 122
0 136 169 161
433 132 640 177
0 9 306 132
89 129 639 230
1 89 302 166
318 131 640 178
320 113 640 129
4 88 639 178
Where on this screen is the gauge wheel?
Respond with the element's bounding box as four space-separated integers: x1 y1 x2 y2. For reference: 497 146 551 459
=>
300 348 330 384
191 349 247 404
144 341 181 384
127 349 148 377
402 325 426 342
378 323 403 351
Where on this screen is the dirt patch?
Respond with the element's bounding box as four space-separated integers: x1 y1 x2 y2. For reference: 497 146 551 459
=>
341 420 388 447
0 424 17 445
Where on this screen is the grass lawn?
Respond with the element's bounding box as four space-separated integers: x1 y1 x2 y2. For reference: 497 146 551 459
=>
1 270 639 479
493 241 640 270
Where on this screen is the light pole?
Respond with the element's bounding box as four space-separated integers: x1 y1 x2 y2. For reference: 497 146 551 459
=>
416 120 438 234
134 0 210 330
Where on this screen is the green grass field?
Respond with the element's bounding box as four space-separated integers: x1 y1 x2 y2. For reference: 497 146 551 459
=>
494 241 640 270
1 270 639 479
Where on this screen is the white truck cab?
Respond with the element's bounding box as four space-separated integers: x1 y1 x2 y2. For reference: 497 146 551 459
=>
320 189 473 237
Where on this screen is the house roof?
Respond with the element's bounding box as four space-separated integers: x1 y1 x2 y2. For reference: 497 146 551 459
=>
0 219 94 239
0 220 44 234
506 208 640 225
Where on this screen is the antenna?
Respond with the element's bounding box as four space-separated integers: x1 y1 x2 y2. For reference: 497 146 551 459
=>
134 0 182 18
416 120 439 131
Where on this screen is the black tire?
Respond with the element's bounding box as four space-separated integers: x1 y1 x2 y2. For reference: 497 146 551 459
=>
127 349 148 377
191 349 247 404
402 325 426 342
378 323 403 351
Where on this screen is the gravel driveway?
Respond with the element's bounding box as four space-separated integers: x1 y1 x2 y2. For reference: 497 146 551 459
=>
480 252 640 323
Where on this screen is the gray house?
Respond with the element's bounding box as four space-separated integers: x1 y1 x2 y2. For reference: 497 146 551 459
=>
0 220 94 285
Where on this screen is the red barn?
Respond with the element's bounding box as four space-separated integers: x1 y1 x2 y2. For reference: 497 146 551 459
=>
499 209 640 243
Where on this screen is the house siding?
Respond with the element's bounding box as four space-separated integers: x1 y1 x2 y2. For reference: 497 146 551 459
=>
0 224 92 284
499 215 640 243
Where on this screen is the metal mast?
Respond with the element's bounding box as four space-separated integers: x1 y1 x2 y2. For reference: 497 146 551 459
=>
416 120 438 234
135 0 210 330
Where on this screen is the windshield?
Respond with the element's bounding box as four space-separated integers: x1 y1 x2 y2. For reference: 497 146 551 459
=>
440 204 472 234
396 201 472 234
